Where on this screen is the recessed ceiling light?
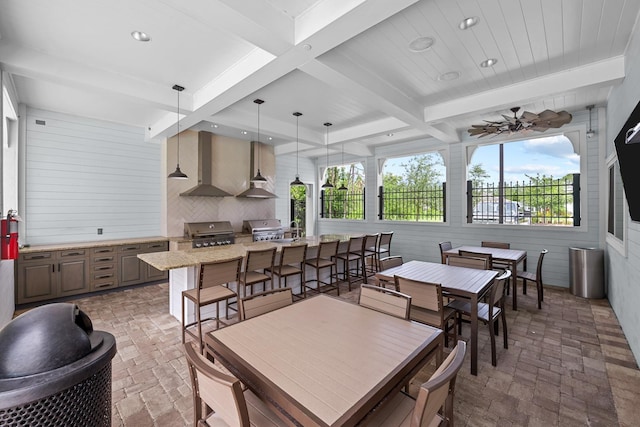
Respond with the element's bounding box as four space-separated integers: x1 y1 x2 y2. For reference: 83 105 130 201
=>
210 124 218 128
438 71 461 81
131 31 151 42
241 130 248 135
268 136 273 141
386 133 394 137
408 36 435 52
459 17 479 30
480 58 498 68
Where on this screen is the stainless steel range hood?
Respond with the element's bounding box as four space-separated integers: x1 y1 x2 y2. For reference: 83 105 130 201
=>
180 131 233 197
236 141 276 199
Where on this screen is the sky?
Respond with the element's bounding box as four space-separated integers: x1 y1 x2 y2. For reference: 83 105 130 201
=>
382 135 579 184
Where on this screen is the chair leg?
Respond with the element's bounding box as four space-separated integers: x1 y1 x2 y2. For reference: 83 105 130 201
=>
501 311 508 349
489 319 497 366
537 280 543 309
181 295 186 344
197 304 203 354
522 278 527 295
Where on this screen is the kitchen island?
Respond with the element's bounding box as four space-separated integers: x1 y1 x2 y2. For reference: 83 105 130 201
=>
138 234 357 322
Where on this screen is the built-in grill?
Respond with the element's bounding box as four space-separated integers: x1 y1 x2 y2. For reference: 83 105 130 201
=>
243 219 284 242
184 221 235 248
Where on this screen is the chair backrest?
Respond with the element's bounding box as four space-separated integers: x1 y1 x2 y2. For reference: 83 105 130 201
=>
200 256 243 290
364 234 379 252
347 235 365 255
438 241 452 264
279 243 307 267
359 284 412 319
410 340 467 427
489 270 512 307
184 342 250 427
239 288 293 320
394 276 442 312
458 250 493 269
377 232 393 252
481 241 510 249
245 247 277 272
316 239 339 260
378 256 403 271
536 249 548 279
446 253 489 270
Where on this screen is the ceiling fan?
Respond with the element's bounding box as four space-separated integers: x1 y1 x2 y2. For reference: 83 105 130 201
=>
468 107 572 138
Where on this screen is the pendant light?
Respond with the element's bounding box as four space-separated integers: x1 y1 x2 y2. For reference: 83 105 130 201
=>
168 84 188 179
586 105 596 138
290 112 304 186
251 99 267 182
321 122 334 189
337 142 348 191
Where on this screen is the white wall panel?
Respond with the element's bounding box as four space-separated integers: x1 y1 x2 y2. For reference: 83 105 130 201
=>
24 108 162 245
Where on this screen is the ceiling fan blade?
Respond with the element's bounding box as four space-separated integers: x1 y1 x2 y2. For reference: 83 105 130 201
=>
537 109 558 120
502 114 517 123
520 111 539 122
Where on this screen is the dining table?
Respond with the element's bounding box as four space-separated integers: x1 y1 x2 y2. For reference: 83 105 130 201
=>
375 260 498 376
443 245 527 310
205 294 443 427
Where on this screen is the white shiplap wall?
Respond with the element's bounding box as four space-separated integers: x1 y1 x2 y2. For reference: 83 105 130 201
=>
24 108 162 245
278 112 602 289
606 18 640 366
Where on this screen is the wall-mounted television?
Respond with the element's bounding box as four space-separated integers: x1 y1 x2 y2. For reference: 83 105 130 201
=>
614 100 640 222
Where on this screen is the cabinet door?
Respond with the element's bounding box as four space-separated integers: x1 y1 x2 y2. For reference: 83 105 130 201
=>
16 259 57 304
59 258 90 296
142 241 169 282
119 245 143 286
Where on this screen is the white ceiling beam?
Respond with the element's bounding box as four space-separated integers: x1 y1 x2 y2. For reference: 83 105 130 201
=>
0 41 180 111
424 56 626 122
301 53 460 143
149 0 419 139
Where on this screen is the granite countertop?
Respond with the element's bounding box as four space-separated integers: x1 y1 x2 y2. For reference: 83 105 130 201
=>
138 234 357 271
19 236 171 254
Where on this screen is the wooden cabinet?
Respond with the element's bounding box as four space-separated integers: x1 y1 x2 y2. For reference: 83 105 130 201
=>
90 246 118 291
15 239 168 305
118 244 144 286
15 249 89 304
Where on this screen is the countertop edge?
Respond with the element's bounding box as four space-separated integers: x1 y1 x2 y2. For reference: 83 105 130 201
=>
19 236 172 254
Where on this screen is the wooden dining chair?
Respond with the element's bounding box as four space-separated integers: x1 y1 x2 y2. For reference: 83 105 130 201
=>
375 256 404 289
481 241 510 249
366 340 466 427
265 243 307 297
183 342 283 427
182 256 243 352
438 241 453 264
334 235 366 291
358 284 412 320
448 270 511 366
446 253 490 270
304 239 340 297
458 249 493 269
238 246 277 298
394 275 457 347
239 287 293 321
517 249 548 309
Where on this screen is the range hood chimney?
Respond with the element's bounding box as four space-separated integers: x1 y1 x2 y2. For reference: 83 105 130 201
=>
180 131 233 197
236 141 276 199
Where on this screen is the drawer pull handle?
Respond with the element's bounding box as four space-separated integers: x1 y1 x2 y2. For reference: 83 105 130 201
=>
96 249 112 253
96 274 113 279
96 266 111 271
30 255 47 259
96 257 113 262
96 282 113 288
123 247 138 251
66 252 83 256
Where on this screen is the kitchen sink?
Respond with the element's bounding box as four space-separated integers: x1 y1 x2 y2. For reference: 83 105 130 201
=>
270 238 299 243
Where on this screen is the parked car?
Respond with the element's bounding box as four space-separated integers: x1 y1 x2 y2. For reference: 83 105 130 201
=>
473 200 524 223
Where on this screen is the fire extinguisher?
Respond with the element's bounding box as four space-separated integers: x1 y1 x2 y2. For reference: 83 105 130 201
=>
1 209 20 260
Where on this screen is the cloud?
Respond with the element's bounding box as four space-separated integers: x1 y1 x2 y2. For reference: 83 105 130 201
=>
522 135 576 160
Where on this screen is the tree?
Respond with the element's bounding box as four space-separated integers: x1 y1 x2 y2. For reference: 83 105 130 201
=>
469 163 490 185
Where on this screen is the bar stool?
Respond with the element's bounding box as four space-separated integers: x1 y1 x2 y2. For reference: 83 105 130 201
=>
363 233 379 277
182 256 243 352
334 235 365 291
238 247 276 298
304 239 340 297
265 243 307 299
373 231 393 271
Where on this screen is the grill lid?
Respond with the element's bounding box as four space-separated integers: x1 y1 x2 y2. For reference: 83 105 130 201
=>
184 221 234 238
242 219 282 233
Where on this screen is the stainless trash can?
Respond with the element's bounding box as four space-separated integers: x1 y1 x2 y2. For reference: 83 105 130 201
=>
569 247 604 298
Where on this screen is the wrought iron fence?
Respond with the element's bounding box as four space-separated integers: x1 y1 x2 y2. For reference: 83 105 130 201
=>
378 183 446 221
320 188 365 219
467 174 580 226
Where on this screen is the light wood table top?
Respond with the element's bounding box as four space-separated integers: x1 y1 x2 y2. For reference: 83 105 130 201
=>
205 295 442 427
